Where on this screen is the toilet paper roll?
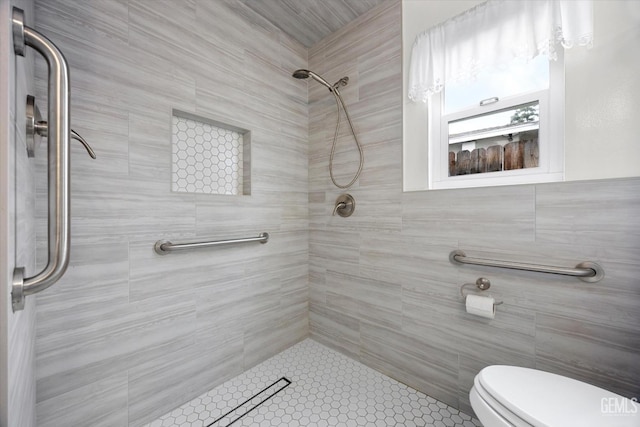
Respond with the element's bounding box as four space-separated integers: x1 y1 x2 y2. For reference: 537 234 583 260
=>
465 294 495 319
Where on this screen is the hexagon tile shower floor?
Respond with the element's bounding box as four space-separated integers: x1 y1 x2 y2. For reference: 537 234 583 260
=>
145 339 482 427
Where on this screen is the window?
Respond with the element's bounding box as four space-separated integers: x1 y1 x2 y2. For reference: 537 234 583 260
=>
448 100 541 175
429 53 564 189
407 0 593 190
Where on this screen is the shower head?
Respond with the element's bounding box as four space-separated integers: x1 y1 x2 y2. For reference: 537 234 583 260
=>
292 69 310 79
292 69 334 91
292 69 362 189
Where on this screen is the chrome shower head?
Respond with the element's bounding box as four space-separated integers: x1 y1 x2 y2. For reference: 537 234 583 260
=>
292 69 310 79
292 69 334 91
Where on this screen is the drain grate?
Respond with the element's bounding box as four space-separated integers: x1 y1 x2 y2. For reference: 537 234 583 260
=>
206 377 291 427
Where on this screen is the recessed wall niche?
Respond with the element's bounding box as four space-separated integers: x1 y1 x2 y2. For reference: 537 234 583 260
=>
171 110 251 195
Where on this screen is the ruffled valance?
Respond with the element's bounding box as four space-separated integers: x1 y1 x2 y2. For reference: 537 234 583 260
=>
408 0 593 103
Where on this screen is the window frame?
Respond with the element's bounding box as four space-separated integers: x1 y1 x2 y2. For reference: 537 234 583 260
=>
428 50 565 190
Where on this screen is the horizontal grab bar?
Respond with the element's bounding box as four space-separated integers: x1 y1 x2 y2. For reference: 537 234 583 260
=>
154 232 269 255
449 250 604 282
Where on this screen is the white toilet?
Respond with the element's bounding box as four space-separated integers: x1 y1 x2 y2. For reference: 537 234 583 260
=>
470 365 639 427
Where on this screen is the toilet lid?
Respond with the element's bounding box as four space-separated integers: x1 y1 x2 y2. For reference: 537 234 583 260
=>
476 366 640 427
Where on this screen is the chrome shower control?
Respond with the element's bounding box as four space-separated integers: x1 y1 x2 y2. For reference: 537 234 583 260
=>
333 194 355 217
25 94 96 159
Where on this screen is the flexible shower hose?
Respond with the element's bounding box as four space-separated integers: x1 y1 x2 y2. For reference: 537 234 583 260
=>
329 90 364 189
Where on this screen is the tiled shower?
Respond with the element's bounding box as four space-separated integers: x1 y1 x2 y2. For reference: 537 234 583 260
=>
1 0 639 426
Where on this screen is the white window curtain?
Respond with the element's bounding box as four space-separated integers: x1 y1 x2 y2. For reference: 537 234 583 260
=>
408 0 593 103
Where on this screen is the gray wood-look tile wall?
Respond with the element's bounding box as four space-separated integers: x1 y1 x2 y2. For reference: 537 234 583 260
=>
2 0 38 425
32 1 309 425
26 0 640 425
308 0 640 416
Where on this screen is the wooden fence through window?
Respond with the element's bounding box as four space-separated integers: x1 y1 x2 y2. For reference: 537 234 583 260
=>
449 140 539 176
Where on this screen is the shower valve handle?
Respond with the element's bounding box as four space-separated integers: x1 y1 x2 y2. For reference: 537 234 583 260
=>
70 129 96 159
33 121 96 159
26 94 96 159
333 194 355 217
332 202 347 216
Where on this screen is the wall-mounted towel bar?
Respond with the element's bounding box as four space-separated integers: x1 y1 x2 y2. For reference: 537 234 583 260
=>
154 232 269 255
449 250 604 282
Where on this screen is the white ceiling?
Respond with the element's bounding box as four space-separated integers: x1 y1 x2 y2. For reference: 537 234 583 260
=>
240 0 387 47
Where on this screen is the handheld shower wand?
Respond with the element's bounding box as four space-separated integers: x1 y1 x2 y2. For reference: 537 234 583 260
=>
292 69 363 189
292 69 333 91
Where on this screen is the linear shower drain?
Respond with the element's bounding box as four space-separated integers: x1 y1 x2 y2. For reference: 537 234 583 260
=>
206 377 291 427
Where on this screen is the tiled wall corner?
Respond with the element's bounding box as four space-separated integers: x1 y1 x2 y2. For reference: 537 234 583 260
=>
33 0 309 425
308 0 640 418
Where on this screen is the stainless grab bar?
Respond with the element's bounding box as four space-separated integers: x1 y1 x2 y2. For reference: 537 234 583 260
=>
449 250 604 283
154 233 269 255
11 8 71 311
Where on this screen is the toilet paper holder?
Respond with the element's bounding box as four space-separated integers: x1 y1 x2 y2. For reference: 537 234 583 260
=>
460 278 503 306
